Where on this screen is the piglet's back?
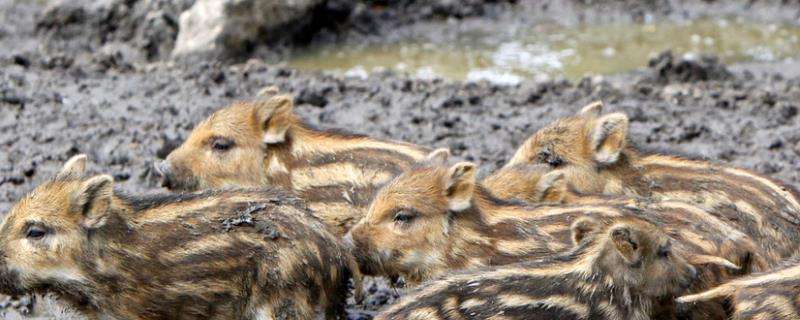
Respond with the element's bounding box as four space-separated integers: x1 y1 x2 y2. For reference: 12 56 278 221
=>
121 187 346 281
102 188 353 319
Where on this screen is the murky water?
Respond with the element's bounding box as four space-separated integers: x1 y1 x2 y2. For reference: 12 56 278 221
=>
287 18 800 84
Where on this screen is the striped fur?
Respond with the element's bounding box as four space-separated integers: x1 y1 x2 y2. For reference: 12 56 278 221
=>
377 218 699 320
160 92 429 236
505 102 800 264
484 164 771 274
347 161 745 293
0 156 354 319
678 257 800 320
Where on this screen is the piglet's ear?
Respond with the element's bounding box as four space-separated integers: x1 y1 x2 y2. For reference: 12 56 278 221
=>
443 162 477 212
570 216 600 245
687 254 740 271
256 85 280 98
534 170 567 203
609 225 642 264
589 113 629 165
578 101 603 118
72 175 114 229
254 95 295 145
676 282 738 304
56 154 88 181
426 148 451 166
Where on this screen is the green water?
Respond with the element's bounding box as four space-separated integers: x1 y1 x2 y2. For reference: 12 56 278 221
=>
287 19 800 84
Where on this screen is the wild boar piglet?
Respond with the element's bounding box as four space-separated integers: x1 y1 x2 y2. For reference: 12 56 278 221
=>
377 217 701 320
0 155 355 320
158 87 429 236
484 163 771 274
347 151 739 289
506 101 800 262
678 257 800 320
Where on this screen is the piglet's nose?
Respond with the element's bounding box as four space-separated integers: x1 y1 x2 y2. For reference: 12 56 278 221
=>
154 161 174 189
154 160 171 177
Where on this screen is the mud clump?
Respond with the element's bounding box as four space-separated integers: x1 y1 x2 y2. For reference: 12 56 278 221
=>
0 294 34 316
221 203 267 231
648 50 733 83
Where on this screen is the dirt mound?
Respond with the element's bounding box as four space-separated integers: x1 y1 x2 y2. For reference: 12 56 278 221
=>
647 50 733 83
36 0 193 61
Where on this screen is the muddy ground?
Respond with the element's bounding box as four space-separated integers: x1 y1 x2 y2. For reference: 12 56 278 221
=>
2 0 800 319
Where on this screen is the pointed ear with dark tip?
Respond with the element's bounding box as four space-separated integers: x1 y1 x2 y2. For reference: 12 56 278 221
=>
534 170 567 203
589 113 629 165
609 225 642 264
71 175 114 229
256 85 280 98
56 154 88 181
426 148 451 166
443 162 477 212
578 101 604 118
570 216 600 245
254 95 295 145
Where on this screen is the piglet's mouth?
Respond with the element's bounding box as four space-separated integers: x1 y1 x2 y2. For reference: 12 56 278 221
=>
0 269 26 296
354 253 384 276
351 246 393 278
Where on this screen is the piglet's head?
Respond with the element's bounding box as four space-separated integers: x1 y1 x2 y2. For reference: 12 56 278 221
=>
0 155 113 296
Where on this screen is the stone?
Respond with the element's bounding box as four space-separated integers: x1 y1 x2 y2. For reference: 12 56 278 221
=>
172 0 324 58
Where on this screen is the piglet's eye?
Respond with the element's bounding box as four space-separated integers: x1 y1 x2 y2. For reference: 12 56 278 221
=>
537 150 564 167
393 210 415 224
657 245 671 258
211 138 234 152
26 228 47 240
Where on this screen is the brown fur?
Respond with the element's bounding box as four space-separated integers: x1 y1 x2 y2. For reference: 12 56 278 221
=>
678 257 800 320
505 102 800 263
0 155 354 320
483 164 573 204
346 159 743 292
484 164 770 274
158 91 429 236
377 218 699 320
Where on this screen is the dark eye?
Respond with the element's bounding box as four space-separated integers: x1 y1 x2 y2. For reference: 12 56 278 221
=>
657 245 671 258
211 138 234 152
537 150 563 167
393 210 415 224
26 227 47 240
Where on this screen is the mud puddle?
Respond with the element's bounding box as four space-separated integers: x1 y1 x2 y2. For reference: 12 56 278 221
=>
287 18 800 84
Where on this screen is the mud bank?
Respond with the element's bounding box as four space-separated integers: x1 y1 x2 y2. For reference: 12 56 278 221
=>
3 0 800 319
3 47 800 319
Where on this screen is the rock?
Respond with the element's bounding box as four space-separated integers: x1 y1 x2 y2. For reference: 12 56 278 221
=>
0 88 24 105
297 87 329 108
12 55 31 68
781 105 798 120
36 1 88 29
172 0 325 58
36 0 193 61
